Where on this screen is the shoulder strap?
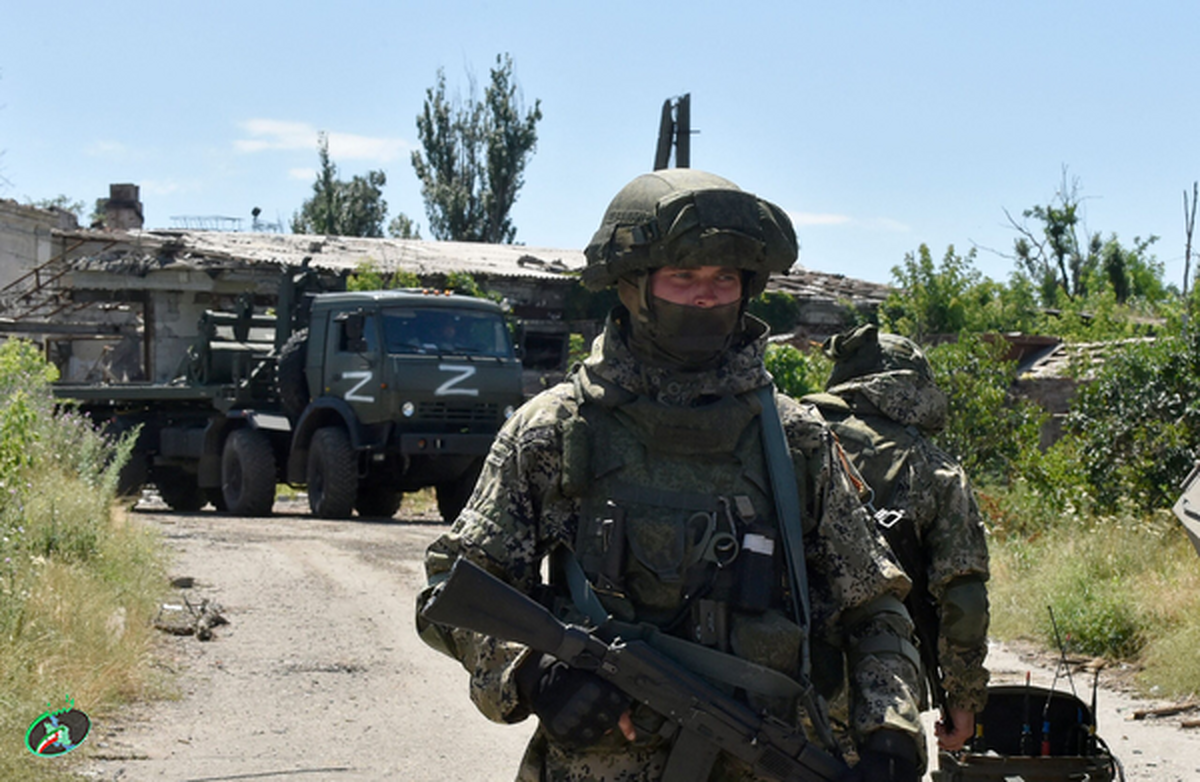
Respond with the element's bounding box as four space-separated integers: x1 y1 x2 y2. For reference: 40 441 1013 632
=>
753 385 811 675
754 385 841 752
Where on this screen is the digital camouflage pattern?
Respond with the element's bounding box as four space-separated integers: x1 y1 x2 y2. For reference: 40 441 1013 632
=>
810 358 991 714
417 312 926 781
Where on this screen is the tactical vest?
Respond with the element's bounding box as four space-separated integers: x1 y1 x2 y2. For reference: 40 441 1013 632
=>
560 366 812 703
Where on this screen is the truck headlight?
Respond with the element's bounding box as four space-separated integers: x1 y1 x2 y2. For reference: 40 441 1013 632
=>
402 401 415 418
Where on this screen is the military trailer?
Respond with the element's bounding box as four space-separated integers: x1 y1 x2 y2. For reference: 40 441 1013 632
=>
53 273 525 522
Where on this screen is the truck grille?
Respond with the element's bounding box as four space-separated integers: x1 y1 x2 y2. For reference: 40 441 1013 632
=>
417 402 499 425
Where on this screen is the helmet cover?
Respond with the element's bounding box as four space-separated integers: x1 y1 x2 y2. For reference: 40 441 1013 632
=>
582 169 797 296
823 324 937 388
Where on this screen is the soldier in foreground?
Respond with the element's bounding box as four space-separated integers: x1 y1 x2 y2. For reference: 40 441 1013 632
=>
805 325 990 753
416 169 925 781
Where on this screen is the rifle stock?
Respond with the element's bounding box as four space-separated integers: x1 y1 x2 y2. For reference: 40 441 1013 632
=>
421 557 849 782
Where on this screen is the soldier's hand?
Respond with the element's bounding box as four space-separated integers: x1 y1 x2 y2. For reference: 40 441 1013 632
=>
842 729 920 782
517 655 632 749
936 706 975 751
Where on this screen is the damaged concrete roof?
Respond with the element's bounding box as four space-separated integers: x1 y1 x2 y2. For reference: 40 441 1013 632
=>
54 228 586 281
1018 337 1157 381
767 267 893 305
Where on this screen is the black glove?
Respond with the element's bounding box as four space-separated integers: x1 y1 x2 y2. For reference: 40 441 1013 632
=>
843 729 920 782
516 654 630 749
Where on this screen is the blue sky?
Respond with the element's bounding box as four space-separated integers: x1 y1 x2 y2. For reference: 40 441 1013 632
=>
3 1 1197 287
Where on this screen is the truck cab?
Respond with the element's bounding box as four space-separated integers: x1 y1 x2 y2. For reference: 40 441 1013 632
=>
282 289 525 520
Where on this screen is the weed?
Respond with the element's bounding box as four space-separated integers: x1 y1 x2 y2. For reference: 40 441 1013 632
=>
0 340 167 778
989 513 1200 697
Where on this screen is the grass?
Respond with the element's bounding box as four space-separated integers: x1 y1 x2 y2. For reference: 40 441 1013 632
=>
1 499 168 781
0 340 169 780
987 499 1200 699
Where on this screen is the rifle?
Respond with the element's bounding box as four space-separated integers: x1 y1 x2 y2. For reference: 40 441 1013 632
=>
421 556 850 782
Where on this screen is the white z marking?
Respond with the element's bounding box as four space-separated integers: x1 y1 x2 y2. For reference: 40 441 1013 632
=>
342 370 376 403
436 364 479 397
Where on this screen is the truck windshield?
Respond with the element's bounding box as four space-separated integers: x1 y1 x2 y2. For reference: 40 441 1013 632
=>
381 308 512 358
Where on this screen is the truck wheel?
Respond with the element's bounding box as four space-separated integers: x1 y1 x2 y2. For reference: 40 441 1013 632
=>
435 458 483 523
307 426 357 519
277 329 310 419
155 467 205 512
355 486 402 518
222 428 277 517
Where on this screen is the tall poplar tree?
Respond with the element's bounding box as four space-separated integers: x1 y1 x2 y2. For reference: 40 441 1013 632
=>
411 53 542 243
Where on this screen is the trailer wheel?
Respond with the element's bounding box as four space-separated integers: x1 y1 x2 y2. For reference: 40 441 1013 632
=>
277 329 310 419
155 467 205 512
355 485 402 518
307 426 356 519
435 458 483 523
222 428 277 517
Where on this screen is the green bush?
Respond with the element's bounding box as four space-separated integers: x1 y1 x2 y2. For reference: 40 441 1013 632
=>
747 291 802 336
1064 332 1200 512
764 343 831 398
346 259 423 291
927 335 1046 485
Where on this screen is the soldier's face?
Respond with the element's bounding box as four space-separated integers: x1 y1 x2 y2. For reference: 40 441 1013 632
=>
649 265 742 309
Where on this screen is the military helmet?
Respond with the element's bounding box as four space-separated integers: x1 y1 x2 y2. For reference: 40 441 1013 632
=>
823 324 936 388
581 169 797 297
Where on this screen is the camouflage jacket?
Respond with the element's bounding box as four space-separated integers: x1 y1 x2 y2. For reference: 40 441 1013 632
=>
417 314 925 781
807 369 991 713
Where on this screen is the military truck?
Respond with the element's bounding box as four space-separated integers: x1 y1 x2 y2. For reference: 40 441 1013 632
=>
53 271 525 522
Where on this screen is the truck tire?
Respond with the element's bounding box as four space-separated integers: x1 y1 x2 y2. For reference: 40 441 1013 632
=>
435 458 483 523
355 485 402 518
277 328 310 419
307 426 357 519
222 428 277 517
155 467 205 512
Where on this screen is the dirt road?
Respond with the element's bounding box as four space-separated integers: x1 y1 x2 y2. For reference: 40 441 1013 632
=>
78 498 1200 781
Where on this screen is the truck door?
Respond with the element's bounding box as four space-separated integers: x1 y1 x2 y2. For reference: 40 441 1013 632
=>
324 312 381 412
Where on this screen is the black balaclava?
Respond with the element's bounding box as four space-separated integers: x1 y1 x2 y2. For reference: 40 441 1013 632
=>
617 272 745 371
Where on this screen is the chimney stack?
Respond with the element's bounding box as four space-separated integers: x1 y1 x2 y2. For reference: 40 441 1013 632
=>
105 183 144 229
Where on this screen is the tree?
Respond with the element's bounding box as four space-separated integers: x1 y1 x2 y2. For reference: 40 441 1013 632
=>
27 195 85 221
879 244 1040 339
1006 170 1093 303
1005 170 1164 308
387 213 421 239
292 132 401 237
411 53 543 243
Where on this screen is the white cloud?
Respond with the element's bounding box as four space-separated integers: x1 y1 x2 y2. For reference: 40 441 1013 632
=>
235 119 409 163
233 119 315 153
327 131 408 162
